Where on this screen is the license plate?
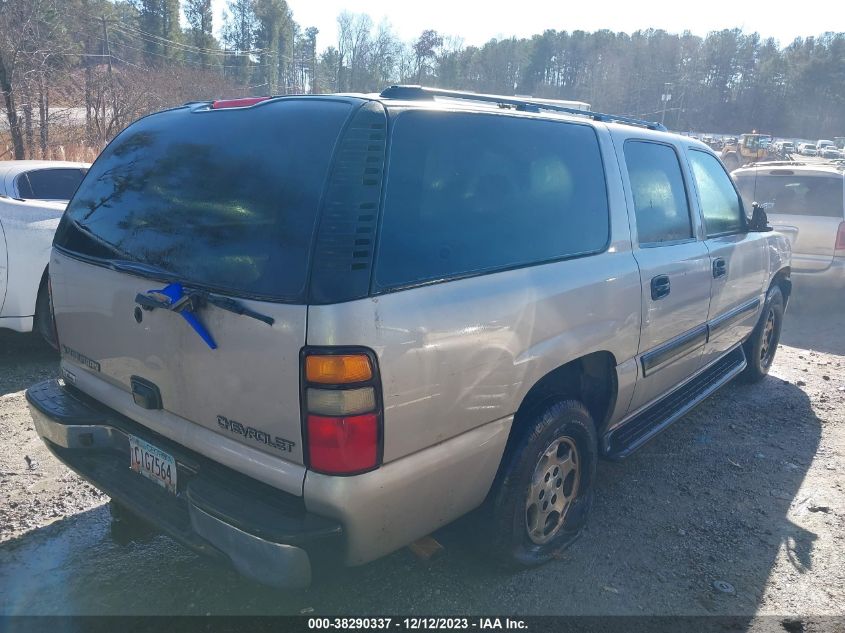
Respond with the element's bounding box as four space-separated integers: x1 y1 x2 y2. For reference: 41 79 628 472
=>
129 435 177 494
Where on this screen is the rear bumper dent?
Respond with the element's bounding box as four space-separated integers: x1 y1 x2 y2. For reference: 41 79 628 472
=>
188 505 312 587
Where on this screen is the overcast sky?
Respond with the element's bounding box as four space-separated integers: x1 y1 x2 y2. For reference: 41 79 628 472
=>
208 0 840 50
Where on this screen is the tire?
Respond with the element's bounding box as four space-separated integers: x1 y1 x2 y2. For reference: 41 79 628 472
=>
34 277 57 349
740 285 784 383
487 399 598 567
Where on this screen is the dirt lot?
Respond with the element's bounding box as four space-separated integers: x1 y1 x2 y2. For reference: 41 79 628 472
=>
0 298 843 618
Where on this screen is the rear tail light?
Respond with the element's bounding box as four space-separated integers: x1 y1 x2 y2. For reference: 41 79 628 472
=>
302 350 381 475
307 414 378 474
306 387 376 416
835 222 845 256
305 354 373 384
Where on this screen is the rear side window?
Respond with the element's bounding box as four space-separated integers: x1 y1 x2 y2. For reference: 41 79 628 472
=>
17 168 87 200
734 173 844 218
687 150 744 236
375 111 609 290
624 141 693 245
56 99 352 301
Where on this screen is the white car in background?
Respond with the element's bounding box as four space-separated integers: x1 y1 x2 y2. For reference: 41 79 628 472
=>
0 160 89 342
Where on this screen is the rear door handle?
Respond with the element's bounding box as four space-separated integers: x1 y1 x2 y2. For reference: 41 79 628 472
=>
713 257 727 278
650 274 671 300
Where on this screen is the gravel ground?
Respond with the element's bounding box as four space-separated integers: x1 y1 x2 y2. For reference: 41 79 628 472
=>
0 297 843 617
0 334 109 540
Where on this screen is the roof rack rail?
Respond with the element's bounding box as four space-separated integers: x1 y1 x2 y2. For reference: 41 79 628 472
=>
742 160 807 168
379 85 667 132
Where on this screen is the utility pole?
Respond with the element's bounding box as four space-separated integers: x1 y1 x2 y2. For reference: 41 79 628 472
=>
101 16 112 76
101 16 116 139
660 82 672 128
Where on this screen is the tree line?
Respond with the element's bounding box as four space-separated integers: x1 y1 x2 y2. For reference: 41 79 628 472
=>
1 0 843 160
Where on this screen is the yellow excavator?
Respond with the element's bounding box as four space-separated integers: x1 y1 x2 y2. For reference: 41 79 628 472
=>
720 133 776 171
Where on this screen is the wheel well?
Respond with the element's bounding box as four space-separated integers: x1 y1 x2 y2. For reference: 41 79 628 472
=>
770 267 792 304
511 351 617 445
34 268 49 319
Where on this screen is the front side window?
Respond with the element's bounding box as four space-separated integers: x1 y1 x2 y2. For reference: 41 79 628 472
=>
375 111 609 290
623 141 693 245
688 150 744 236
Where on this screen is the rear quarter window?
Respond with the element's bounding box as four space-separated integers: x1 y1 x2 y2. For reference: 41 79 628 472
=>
16 168 87 200
56 99 353 301
374 111 609 290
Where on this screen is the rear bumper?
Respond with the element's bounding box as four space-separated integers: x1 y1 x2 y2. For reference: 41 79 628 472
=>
26 379 341 588
791 258 845 291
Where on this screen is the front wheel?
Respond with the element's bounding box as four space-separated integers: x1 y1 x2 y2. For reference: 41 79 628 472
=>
487 399 598 567
741 285 784 383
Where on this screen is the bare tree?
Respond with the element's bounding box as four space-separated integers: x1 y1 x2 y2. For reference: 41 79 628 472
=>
0 0 38 158
336 11 352 92
348 13 372 91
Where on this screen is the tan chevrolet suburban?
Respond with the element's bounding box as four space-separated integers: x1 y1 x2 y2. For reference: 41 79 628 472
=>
28 86 792 588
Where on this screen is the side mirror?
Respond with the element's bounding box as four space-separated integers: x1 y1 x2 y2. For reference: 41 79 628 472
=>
748 202 772 232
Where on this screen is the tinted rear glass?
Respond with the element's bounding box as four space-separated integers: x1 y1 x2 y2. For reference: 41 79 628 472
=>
56 99 352 301
375 111 609 290
17 168 87 200
734 174 844 218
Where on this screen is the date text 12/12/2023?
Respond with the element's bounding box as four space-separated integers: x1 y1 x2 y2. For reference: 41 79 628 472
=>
307 618 528 630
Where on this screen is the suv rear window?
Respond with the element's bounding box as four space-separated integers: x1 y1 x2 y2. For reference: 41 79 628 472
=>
734 173 844 218
56 98 353 301
375 111 609 290
17 168 87 200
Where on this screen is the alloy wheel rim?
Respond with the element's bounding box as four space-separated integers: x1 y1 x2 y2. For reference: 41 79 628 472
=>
760 308 776 366
525 435 580 545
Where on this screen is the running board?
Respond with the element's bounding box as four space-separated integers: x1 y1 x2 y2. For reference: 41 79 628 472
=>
603 346 747 459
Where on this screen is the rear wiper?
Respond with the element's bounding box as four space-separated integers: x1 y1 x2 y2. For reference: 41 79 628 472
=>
108 259 274 327
136 283 218 350
135 283 275 350
193 290 275 326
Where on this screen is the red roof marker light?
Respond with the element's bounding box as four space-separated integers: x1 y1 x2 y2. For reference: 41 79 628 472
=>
211 97 271 109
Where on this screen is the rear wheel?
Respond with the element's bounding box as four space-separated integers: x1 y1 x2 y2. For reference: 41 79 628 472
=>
487 399 597 567
741 285 784 383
